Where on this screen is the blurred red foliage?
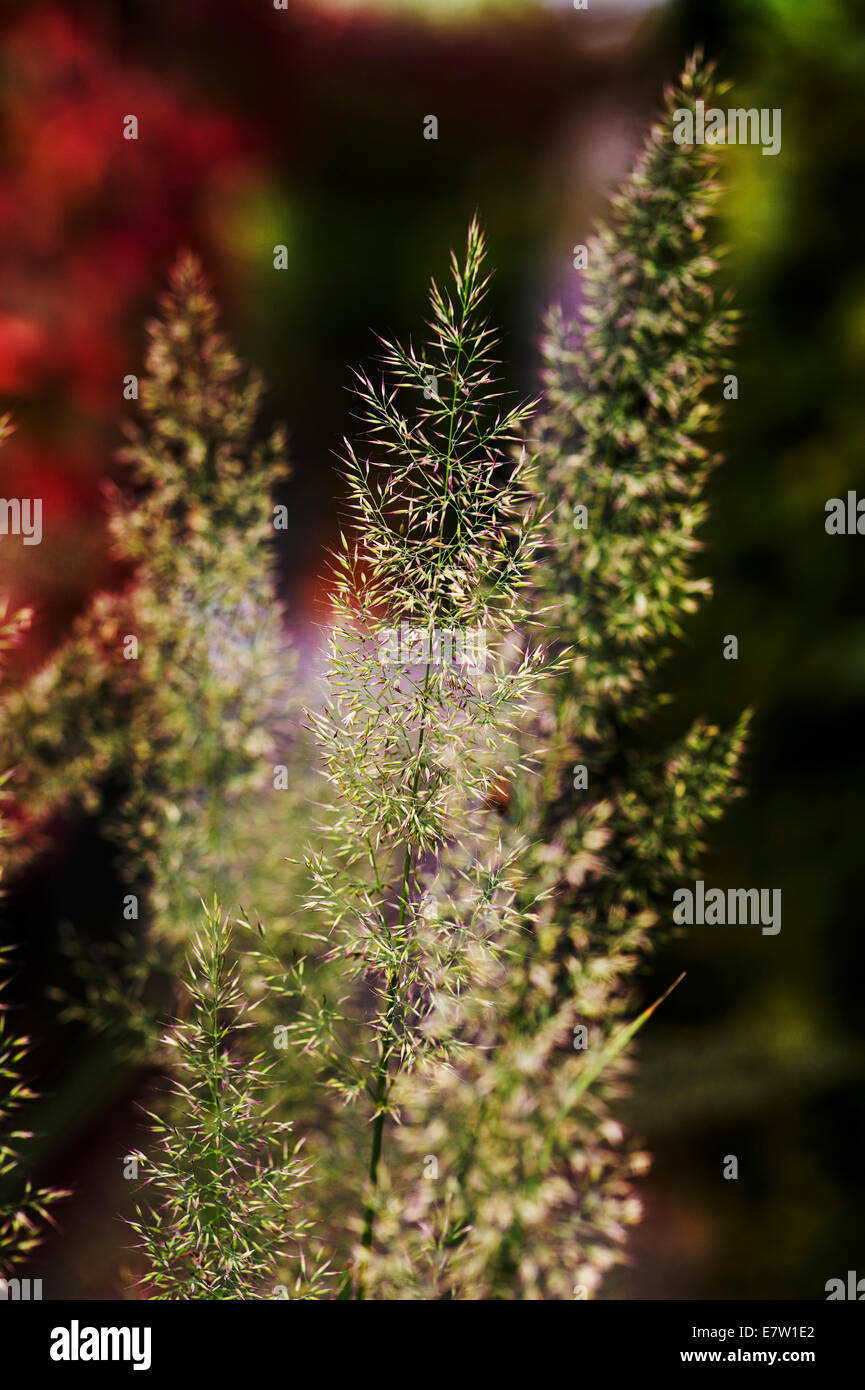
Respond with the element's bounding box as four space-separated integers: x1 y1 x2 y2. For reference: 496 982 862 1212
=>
0 7 265 653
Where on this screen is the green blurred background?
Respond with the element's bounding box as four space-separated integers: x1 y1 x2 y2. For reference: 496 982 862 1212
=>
1 0 863 1298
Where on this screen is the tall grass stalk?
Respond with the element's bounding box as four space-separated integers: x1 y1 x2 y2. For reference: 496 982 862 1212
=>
305 220 550 1294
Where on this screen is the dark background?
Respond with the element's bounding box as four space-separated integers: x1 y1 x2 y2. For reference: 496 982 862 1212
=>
0 0 863 1298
